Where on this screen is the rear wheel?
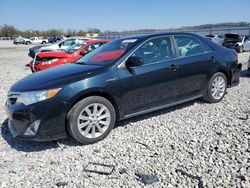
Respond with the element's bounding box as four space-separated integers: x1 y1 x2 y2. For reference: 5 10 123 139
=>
41 41 46 44
26 41 31 45
203 72 227 103
67 96 116 144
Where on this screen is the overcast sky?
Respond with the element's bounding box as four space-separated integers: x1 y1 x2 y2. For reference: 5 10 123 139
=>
0 0 249 31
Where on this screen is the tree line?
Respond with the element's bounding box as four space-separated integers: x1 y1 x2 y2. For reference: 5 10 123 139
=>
0 24 101 38
1 22 249 38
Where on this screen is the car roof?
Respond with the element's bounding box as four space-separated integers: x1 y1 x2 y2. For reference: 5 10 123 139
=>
117 32 201 40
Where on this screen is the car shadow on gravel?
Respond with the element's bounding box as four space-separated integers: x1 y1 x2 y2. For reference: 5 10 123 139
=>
240 69 250 77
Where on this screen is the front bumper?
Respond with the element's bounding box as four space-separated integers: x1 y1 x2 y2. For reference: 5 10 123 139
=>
5 97 70 141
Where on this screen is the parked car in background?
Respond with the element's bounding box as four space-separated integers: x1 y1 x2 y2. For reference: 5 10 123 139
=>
222 33 250 53
26 40 110 72
242 36 250 51
28 44 50 58
29 37 48 44
28 37 93 58
48 36 66 43
5 33 241 144
206 34 224 45
13 37 31 45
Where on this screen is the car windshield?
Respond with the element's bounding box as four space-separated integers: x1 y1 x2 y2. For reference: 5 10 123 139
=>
64 43 85 53
76 38 141 65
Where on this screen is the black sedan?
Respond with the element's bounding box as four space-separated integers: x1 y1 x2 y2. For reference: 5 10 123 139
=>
5 33 242 144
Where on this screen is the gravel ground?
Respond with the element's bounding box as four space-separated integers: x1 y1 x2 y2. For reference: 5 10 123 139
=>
0 40 249 188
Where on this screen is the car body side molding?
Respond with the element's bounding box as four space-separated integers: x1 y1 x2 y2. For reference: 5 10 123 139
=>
121 94 203 120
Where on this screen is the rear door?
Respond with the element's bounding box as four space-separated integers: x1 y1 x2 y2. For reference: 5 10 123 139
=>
173 35 216 96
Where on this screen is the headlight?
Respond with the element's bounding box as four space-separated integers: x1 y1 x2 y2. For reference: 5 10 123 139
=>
16 88 61 105
42 58 58 65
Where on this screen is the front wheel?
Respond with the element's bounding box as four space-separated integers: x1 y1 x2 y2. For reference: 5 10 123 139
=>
26 41 31 45
67 96 116 144
203 72 227 103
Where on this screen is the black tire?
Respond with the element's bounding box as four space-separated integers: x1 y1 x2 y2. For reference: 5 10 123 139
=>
26 41 31 45
41 41 46 44
67 96 116 144
203 72 227 103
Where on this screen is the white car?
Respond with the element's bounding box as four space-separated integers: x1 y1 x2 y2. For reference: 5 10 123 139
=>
206 34 224 45
29 37 48 44
39 37 93 52
242 37 250 52
13 37 32 45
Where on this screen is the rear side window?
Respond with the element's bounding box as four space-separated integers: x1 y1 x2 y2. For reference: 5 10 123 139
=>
174 36 212 57
132 37 174 64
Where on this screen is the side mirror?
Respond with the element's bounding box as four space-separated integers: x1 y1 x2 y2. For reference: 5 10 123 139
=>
125 56 144 71
58 43 62 48
80 49 87 56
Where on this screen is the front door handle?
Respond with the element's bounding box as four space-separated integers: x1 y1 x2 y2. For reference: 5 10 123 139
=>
168 64 179 71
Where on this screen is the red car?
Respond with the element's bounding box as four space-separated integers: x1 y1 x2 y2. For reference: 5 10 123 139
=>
26 40 110 72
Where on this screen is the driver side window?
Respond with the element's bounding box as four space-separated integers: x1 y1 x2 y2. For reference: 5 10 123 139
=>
131 37 174 64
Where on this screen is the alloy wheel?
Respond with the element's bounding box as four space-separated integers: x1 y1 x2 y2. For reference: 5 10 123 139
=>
77 103 111 139
211 76 226 100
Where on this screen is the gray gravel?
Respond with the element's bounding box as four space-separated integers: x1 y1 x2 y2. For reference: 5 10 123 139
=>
0 40 249 188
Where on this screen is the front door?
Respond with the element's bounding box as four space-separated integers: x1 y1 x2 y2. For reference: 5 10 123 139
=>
118 36 184 116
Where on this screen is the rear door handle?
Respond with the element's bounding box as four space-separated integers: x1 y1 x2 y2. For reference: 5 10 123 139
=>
168 64 179 71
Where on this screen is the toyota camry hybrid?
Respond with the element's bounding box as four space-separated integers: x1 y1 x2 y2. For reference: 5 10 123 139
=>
5 33 242 144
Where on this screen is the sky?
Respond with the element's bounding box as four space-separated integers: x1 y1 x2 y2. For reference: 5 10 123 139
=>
0 0 249 31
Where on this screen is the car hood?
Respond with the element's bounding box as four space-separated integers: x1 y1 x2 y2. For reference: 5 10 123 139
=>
37 51 70 58
11 63 104 92
40 44 59 51
30 44 50 51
